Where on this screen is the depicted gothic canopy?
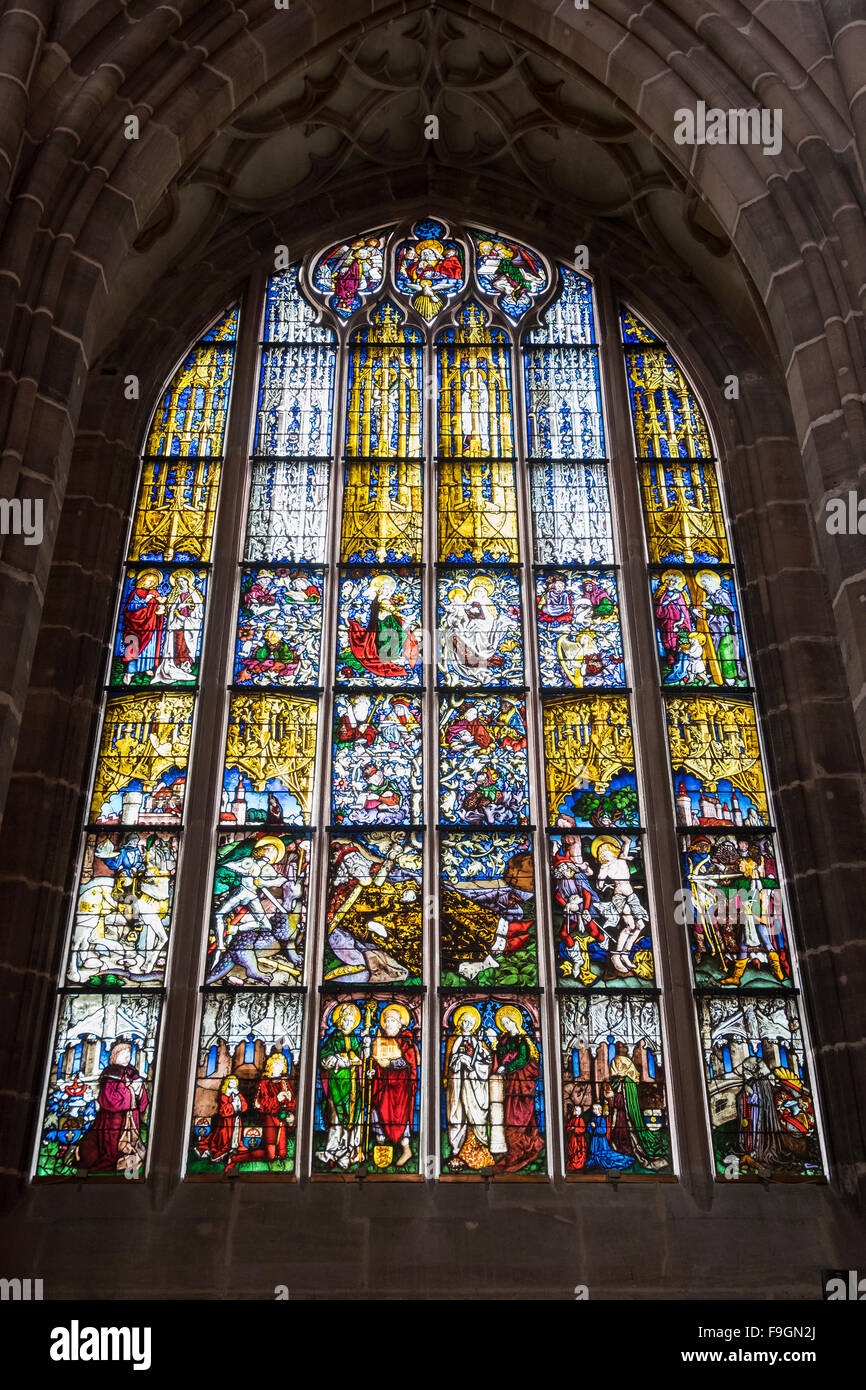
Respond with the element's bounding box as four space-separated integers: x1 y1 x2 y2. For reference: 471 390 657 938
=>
35 219 824 1187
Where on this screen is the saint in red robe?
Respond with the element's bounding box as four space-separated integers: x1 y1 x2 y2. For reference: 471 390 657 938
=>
370 1028 419 1145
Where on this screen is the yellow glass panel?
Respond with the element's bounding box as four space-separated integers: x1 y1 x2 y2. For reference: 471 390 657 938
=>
89 692 194 824
437 304 514 458
437 460 518 563
666 695 768 827
542 695 636 826
127 457 222 562
340 460 423 563
620 307 658 344
626 347 711 458
145 343 234 456
345 303 423 458
223 694 319 827
640 460 729 565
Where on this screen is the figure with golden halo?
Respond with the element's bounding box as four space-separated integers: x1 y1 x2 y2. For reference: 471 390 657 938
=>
444 1004 495 1170
153 568 204 683
317 1002 365 1169
491 1004 544 1173
207 836 303 984
368 1002 419 1169
120 568 166 684
440 573 514 682
592 835 652 979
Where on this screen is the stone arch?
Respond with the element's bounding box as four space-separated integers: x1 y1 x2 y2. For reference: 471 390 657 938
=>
0 2 865 1275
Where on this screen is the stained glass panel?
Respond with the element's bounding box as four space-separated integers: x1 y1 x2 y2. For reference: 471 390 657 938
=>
549 832 653 987
437 568 523 686
619 307 658 344
394 219 466 321
336 568 422 687
204 832 311 986
37 991 162 1178
680 831 792 989
559 993 672 1174
530 461 614 565
145 324 236 456
437 304 514 457
128 458 221 563
626 347 712 458
437 461 519 563
667 695 768 828
201 305 239 342
331 693 423 826
345 304 423 458
535 569 624 689
311 230 390 318
89 692 193 825
640 460 729 565
441 993 546 1173
313 993 422 1175
66 831 179 987
524 347 604 458
697 994 823 1178
188 992 303 1176
254 345 336 456
439 694 530 825
233 566 323 687
221 694 318 827
111 566 207 688
469 230 548 320
542 694 637 828
341 460 423 564
324 830 423 986
526 267 595 345
264 265 333 343
245 459 331 564
439 831 537 987
651 567 746 687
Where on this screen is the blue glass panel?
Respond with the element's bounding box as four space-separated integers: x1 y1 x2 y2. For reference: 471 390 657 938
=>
233 566 323 687
536 569 624 689
524 346 604 458
264 265 334 342
336 568 422 687
331 693 423 826
254 345 336 456
244 459 331 565
527 267 595 345
439 694 530 826
530 461 614 565
438 568 523 687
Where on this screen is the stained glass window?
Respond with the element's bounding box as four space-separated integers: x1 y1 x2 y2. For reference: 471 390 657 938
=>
36 223 825 1187
190 273 332 1179
622 305 823 1179
36 305 239 1179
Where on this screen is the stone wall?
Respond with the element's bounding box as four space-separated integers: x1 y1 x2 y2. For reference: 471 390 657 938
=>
0 1 864 1296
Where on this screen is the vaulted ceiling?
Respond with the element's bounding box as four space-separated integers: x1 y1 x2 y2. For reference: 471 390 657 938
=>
112 7 763 355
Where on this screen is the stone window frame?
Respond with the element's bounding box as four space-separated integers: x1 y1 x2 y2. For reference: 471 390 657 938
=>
29 222 829 1188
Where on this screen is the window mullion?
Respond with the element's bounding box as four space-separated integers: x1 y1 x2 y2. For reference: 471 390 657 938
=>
298 318 351 1178
511 331 561 1179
